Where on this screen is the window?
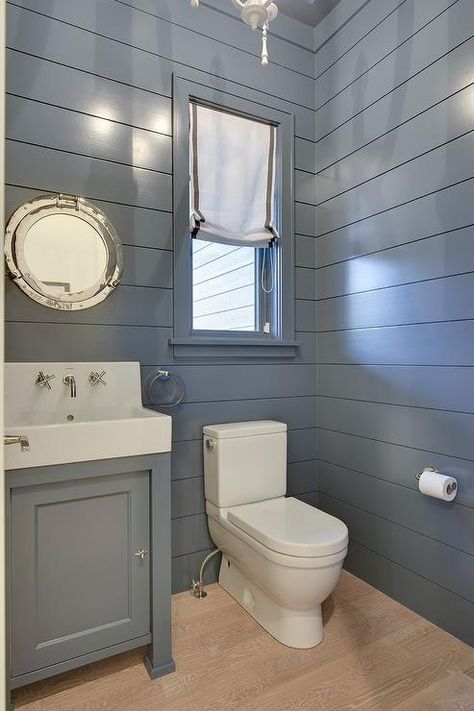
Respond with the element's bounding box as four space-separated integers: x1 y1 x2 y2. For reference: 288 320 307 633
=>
192 240 258 332
172 75 296 358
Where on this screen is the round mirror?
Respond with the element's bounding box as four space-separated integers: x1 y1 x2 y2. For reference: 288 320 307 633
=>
5 194 123 310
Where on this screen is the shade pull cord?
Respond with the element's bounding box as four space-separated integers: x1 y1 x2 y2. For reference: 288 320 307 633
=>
261 246 274 294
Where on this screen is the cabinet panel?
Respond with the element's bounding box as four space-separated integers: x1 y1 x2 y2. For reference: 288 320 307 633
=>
11 471 150 677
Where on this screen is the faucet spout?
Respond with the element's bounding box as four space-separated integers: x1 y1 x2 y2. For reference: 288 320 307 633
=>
63 374 77 398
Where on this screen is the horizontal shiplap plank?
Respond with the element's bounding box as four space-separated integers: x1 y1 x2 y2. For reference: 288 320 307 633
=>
171 396 317 442
295 139 317 175
170 429 319 482
295 170 316 206
317 37 474 172
295 203 317 237
295 300 317 332
172 441 203 481
143 364 316 405
6 281 172 327
171 477 205 520
316 0 457 109
317 273 474 331
319 465 474 557
318 429 474 509
287 459 319 496
287 428 318 463
318 396 474 462
6 95 172 173
317 131 474 234
295 268 317 300
170 467 317 520
171 513 212 558
342 540 474 646
316 178 474 266
295 235 317 269
5 185 173 251
5 321 316 367
316 83 474 204
318 321 474 366
317 226 474 299
4 61 322 179
6 48 172 134
294 490 318 507
122 246 172 289
319 492 474 601
9 1 315 113
315 0 404 70
315 0 474 140
6 141 172 211
318 364 474 414
5 323 173 363
6 4 316 141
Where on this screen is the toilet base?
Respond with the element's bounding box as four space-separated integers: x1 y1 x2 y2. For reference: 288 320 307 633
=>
218 554 324 649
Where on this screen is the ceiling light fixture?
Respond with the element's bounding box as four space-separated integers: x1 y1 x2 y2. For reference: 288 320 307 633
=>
188 0 279 65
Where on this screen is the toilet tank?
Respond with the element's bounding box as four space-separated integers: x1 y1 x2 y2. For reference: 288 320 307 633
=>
203 420 287 508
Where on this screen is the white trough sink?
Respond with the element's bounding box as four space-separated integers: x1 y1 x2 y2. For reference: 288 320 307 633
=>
5 362 172 470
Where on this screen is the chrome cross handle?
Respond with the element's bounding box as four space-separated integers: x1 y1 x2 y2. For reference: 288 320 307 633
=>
35 371 55 389
4 435 30 452
89 370 107 387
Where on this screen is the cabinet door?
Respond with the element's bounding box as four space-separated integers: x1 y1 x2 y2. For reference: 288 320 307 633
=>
11 471 150 676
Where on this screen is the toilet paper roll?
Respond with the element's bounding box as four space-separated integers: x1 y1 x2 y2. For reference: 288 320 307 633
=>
418 469 457 501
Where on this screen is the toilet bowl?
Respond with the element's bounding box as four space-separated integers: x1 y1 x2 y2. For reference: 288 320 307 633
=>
203 421 348 649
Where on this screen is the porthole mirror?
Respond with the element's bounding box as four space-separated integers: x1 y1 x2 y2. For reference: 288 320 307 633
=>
4 194 123 310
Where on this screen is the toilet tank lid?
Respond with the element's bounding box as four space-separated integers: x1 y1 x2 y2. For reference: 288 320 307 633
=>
203 420 287 439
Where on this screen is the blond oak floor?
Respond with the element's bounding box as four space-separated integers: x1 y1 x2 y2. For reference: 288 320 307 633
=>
13 571 474 710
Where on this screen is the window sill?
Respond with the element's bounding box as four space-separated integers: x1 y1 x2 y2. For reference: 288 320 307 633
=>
169 337 299 360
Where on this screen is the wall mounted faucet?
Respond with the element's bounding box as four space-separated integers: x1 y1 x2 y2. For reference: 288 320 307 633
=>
63 374 77 398
4 435 30 452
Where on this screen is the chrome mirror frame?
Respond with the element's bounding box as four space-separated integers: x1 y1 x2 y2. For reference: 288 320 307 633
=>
4 194 123 311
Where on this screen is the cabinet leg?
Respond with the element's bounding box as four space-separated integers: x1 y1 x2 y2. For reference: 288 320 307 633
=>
145 455 175 681
144 652 175 680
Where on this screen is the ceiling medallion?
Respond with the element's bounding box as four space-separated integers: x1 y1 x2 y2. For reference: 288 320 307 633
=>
188 0 279 65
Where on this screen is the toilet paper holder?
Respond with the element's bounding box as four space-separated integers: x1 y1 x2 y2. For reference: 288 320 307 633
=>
416 466 457 496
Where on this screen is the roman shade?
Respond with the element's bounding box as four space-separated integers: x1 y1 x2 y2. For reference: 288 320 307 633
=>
189 102 278 248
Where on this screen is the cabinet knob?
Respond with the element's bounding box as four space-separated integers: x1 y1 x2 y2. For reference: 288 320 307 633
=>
134 548 149 561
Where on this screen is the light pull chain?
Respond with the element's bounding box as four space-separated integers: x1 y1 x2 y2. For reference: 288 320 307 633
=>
261 23 269 65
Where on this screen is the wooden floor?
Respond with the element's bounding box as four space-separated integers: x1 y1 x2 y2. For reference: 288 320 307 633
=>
13 572 474 710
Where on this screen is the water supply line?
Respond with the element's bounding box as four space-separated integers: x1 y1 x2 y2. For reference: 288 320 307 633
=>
191 548 221 598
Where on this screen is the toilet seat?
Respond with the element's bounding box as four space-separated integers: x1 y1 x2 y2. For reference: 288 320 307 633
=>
227 497 348 558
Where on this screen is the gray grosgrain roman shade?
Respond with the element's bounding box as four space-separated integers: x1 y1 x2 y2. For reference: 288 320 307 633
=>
190 103 278 247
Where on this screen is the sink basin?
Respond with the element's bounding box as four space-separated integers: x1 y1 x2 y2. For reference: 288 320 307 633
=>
5 362 172 470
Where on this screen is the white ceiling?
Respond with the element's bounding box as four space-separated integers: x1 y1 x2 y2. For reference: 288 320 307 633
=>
276 0 342 27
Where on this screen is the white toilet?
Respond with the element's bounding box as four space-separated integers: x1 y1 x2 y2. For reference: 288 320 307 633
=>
203 420 348 649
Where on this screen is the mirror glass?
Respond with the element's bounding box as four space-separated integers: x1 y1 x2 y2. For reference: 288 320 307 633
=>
5 195 123 310
23 215 108 295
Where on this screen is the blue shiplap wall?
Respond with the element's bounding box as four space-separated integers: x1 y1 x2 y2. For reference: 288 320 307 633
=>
6 0 473 647
5 0 319 592
315 0 474 646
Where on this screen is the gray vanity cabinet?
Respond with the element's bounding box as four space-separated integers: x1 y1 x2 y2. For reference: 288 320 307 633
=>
11 471 150 677
7 453 175 703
